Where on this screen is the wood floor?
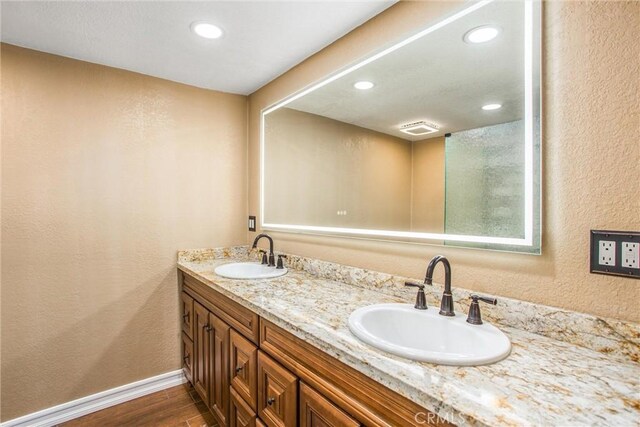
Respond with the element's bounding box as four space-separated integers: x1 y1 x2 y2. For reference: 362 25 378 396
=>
59 383 217 427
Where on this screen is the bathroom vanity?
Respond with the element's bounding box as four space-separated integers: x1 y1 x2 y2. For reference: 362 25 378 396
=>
178 247 640 427
179 267 447 427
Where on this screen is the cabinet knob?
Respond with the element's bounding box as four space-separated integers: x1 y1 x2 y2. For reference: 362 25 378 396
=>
182 313 189 321
267 397 275 406
235 365 243 373
204 325 212 332
183 355 189 363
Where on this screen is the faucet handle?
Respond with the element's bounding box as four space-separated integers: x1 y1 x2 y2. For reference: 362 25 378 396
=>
405 282 428 310
404 281 424 290
473 295 497 305
466 295 497 325
276 254 287 269
258 250 268 265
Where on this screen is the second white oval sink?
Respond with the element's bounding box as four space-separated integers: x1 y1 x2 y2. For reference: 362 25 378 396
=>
214 262 287 280
348 303 511 366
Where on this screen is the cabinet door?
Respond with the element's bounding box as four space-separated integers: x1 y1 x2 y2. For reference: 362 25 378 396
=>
181 291 194 339
299 383 360 427
257 351 298 427
231 329 258 411
181 332 194 384
193 301 210 403
256 419 267 427
209 312 231 427
230 388 257 427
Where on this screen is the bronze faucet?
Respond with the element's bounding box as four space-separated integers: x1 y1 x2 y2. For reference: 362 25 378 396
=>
424 255 455 316
252 233 275 267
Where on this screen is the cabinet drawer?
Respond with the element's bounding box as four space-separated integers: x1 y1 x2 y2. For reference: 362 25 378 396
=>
181 291 194 339
183 273 260 343
231 388 257 427
257 351 298 427
181 332 194 384
300 382 360 427
231 329 258 411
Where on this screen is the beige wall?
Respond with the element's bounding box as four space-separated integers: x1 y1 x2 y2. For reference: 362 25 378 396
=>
248 1 640 323
265 108 411 230
0 44 247 420
411 136 445 233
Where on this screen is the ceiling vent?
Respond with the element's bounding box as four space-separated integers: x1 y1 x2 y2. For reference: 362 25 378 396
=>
399 121 439 136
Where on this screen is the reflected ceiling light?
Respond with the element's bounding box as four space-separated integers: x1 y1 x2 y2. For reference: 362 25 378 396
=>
191 22 223 39
400 121 439 136
464 25 499 44
353 81 374 90
482 103 502 111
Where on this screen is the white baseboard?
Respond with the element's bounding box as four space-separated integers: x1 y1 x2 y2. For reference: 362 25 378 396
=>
1 370 187 427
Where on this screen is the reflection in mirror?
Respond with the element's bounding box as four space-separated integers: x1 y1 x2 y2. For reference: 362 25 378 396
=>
262 0 541 253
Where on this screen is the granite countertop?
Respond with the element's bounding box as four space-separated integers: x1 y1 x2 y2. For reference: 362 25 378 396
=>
177 251 640 427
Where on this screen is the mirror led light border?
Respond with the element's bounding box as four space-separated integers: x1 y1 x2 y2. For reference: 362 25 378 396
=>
260 0 537 247
523 0 534 245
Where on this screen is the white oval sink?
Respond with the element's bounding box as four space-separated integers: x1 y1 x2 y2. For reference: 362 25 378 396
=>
348 303 511 366
214 262 288 280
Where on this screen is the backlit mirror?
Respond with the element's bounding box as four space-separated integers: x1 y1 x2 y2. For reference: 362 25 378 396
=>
261 0 541 253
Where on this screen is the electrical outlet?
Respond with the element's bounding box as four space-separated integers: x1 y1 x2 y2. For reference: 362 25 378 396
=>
622 242 639 269
599 241 616 266
590 230 639 279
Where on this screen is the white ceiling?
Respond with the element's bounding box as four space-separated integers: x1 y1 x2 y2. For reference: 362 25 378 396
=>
0 1 395 95
286 1 540 140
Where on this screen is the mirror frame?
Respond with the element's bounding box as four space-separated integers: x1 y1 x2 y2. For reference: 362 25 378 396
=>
260 0 541 249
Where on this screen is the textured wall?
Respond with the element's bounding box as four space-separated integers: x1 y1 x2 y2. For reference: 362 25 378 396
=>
1 44 247 421
248 1 640 322
265 108 412 229
411 136 445 233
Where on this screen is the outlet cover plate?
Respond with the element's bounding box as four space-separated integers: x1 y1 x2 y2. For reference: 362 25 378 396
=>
590 230 640 279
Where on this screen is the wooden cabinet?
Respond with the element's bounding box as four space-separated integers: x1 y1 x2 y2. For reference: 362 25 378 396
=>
258 351 298 427
181 271 453 427
299 383 359 427
183 273 259 343
193 301 210 404
181 291 195 383
181 332 194 384
231 388 257 427
231 329 258 411
260 319 452 427
209 313 231 427
192 299 231 427
181 291 194 339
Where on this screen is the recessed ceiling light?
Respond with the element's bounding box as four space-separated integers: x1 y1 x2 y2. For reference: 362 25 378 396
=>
354 81 374 90
400 121 439 136
464 25 499 44
191 22 223 39
482 103 502 111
